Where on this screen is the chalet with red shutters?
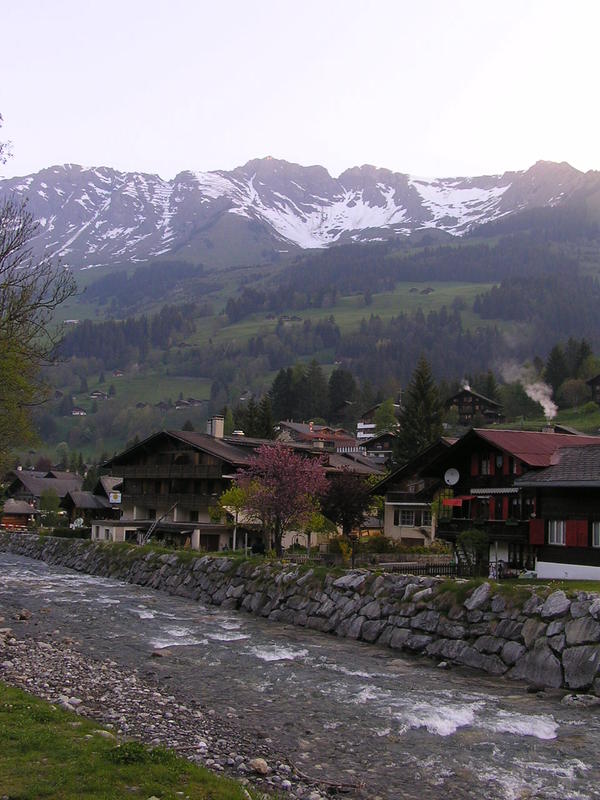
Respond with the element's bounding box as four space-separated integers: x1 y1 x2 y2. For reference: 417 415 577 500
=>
516 444 600 579
424 429 600 575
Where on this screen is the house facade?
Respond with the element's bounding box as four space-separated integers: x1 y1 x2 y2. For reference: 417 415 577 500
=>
516 445 600 579
96 420 383 552
425 429 600 574
372 439 454 546
445 388 502 426
96 425 251 550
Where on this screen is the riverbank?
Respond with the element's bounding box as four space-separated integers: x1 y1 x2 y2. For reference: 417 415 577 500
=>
0 616 319 799
0 680 257 800
1 532 599 692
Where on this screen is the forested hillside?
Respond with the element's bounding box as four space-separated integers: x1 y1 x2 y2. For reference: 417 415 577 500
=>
23 207 600 463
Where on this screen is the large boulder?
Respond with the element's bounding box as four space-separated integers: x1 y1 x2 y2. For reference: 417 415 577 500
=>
541 590 571 620
509 642 563 688
565 617 600 646
464 583 492 611
562 645 600 690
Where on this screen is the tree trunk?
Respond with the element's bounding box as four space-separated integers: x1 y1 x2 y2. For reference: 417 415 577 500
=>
274 517 283 557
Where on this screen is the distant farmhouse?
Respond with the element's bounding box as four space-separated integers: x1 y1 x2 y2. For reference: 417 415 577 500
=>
445 387 503 426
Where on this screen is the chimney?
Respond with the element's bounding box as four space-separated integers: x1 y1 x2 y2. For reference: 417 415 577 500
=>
207 415 224 439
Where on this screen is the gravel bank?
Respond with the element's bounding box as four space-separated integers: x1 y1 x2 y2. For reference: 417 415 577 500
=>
0 616 334 800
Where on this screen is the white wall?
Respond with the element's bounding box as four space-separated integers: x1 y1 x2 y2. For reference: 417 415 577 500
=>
536 560 600 581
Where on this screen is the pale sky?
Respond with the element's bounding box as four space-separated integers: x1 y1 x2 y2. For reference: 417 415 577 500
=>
2 0 599 180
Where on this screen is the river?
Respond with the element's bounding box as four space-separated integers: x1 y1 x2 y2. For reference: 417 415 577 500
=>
0 552 598 800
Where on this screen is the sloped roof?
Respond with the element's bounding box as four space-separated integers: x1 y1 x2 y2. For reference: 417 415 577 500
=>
371 437 455 494
104 429 252 468
473 429 600 467
2 499 40 515
46 470 80 480
97 476 122 497
446 388 501 408
9 471 83 499
516 445 600 487
325 453 384 476
63 491 111 510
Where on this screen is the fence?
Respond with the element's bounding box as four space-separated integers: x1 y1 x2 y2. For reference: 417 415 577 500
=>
374 560 475 577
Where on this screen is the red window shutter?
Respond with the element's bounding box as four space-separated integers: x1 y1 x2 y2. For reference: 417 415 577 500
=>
488 497 495 520
502 497 509 520
514 460 522 475
503 456 509 476
576 520 589 547
565 520 579 547
529 518 545 545
489 454 495 476
471 453 479 477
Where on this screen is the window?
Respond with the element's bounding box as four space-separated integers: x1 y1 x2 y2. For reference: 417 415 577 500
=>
480 455 491 475
496 454 503 470
593 522 600 548
401 510 415 526
548 520 565 546
422 510 432 527
104 528 111 541
94 525 100 540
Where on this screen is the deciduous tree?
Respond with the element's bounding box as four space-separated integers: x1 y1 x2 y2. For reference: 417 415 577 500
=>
233 443 328 555
0 116 76 467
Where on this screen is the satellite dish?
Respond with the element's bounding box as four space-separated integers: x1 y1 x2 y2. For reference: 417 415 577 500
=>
444 468 459 486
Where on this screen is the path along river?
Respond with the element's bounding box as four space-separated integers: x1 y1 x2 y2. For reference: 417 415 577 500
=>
0 552 598 800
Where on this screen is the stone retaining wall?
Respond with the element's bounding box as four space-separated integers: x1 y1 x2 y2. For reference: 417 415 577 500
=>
2 532 600 692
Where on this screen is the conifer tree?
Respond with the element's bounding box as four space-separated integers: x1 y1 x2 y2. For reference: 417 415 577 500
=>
544 345 569 396
257 395 275 439
394 356 442 464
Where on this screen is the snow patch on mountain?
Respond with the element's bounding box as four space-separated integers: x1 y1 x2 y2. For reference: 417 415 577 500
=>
408 177 510 231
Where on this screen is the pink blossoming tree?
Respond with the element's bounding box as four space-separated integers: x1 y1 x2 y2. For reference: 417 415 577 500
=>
234 443 329 555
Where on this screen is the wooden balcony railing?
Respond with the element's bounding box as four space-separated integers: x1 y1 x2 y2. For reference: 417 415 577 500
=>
109 465 223 479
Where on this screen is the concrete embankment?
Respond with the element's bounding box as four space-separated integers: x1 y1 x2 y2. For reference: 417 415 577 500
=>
1 532 599 692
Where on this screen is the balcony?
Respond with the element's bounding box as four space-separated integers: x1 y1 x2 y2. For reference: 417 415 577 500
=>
124 493 218 510
437 518 529 543
109 465 223 479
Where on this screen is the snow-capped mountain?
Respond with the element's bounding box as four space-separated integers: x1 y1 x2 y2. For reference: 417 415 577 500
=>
0 157 594 269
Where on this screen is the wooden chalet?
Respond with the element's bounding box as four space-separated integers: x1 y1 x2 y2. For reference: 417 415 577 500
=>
60 476 122 525
96 418 383 552
424 428 600 574
362 432 398 468
445 388 502 426
6 469 83 506
371 438 454 545
516 445 600 579
1 499 40 530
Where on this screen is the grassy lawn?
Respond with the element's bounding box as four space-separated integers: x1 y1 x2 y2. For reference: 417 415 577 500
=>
0 682 254 800
496 402 600 435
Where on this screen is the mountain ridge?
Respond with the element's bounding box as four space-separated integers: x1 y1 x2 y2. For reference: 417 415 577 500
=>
1 157 597 270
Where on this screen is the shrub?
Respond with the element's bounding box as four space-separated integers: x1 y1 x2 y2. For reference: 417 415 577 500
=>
51 526 91 539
